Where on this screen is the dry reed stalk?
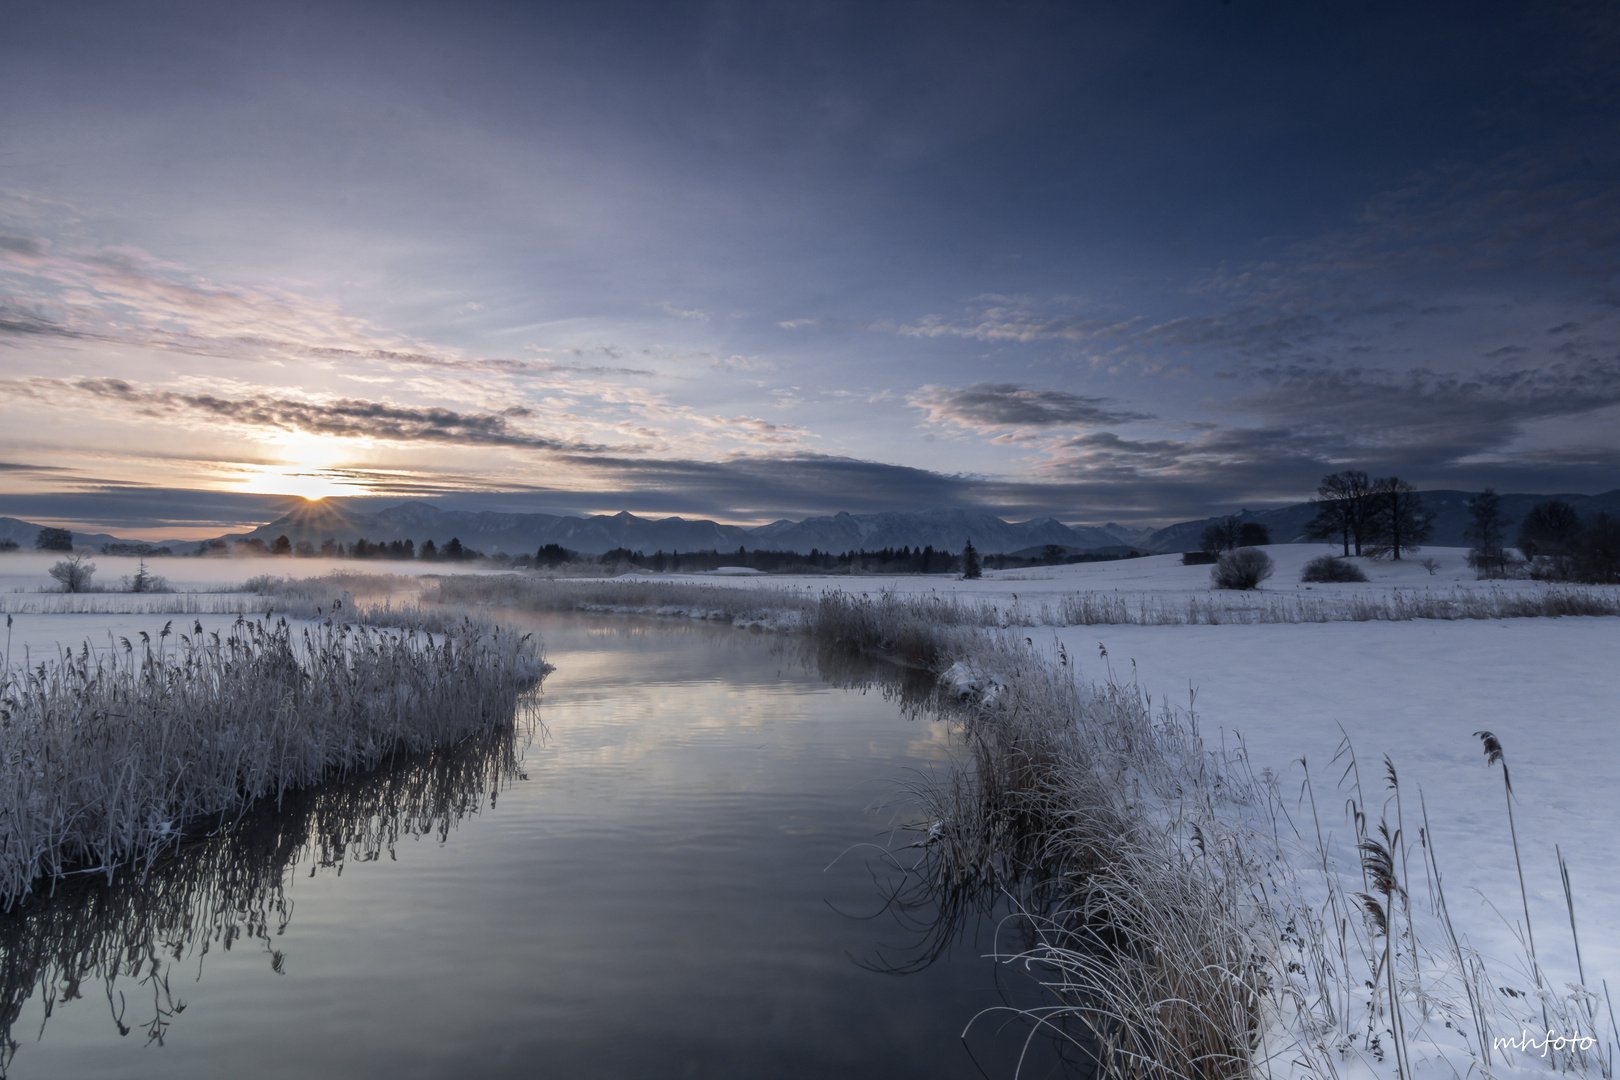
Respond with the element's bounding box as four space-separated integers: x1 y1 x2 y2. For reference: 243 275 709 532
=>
0 614 543 907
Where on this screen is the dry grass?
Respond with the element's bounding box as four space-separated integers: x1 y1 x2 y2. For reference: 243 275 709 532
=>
423 573 1620 630
0 613 544 907
907 643 1272 1080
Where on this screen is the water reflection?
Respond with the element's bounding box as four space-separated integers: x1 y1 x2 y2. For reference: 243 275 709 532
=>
0 703 536 1072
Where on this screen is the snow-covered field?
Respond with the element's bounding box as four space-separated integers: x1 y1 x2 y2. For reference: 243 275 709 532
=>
1050 618 1620 1001
5 542 1613 1071
0 550 490 600
650 543 1619 620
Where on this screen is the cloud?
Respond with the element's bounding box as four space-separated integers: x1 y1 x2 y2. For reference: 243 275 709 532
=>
6 377 619 452
910 383 1152 431
657 302 709 320
887 303 1143 345
0 238 658 380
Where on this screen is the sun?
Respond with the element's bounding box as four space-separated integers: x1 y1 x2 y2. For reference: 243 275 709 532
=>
235 436 372 500
238 463 370 500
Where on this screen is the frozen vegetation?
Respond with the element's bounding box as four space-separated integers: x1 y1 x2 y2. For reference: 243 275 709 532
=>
0 612 544 907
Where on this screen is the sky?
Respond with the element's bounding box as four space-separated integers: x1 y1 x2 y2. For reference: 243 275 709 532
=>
1 0 1618 537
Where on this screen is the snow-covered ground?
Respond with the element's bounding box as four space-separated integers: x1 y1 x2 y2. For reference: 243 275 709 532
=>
1046 618 1620 989
0 550 495 600
647 543 1614 614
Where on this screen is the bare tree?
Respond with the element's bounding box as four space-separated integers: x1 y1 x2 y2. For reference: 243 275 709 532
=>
1464 488 1508 577
1364 477 1433 560
1304 470 1372 556
48 555 97 593
1198 516 1241 555
1517 500 1581 560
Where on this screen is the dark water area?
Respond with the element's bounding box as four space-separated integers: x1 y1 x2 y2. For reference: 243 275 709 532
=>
1 615 1068 1078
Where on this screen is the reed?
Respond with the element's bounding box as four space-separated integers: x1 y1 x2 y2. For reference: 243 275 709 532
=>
0 613 544 908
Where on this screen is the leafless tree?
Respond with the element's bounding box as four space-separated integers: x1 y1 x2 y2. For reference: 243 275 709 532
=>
48 554 97 593
1304 470 1373 556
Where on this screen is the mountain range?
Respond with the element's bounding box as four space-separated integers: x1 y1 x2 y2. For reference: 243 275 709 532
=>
5 488 1619 558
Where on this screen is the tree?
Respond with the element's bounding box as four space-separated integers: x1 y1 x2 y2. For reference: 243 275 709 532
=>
960 538 982 579
1573 513 1620 583
1304 470 1373 557
35 527 72 551
1237 522 1271 547
536 543 572 568
1199 517 1241 555
0 538 18 552
443 537 465 561
419 539 438 560
1364 477 1433 560
271 534 293 556
1517 500 1581 560
1041 543 1067 565
48 554 96 592
1464 488 1508 577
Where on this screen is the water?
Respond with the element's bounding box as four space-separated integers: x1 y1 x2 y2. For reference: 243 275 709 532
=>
1 615 1066 1078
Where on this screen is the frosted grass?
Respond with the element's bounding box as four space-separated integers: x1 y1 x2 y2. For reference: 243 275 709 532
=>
0 613 544 907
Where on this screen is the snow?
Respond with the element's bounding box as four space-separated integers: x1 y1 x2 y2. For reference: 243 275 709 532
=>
1037 616 1620 1075
0 550 502 598
639 544 1609 612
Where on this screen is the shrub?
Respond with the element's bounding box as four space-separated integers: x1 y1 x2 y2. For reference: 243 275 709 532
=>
47 555 96 593
1211 547 1273 590
1301 554 1369 583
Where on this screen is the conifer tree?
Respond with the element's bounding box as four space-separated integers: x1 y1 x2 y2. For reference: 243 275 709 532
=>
961 537 982 579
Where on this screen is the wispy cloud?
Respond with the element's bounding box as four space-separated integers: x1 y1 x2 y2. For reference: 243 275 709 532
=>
885 302 1143 345
909 382 1151 433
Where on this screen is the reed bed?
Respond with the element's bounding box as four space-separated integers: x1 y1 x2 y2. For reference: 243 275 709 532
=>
424 573 1620 630
0 613 544 908
0 716 531 1068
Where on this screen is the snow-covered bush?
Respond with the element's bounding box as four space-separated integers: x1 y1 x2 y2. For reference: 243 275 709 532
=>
1210 547 1273 589
1300 554 1368 583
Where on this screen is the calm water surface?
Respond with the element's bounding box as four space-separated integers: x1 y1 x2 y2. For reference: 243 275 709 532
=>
1 615 1062 1078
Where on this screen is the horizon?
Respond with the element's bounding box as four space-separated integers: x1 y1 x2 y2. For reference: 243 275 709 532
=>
4 3 1618 535
6 483 1618 548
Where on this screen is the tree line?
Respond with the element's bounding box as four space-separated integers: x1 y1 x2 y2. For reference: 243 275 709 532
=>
1302 470 1619 583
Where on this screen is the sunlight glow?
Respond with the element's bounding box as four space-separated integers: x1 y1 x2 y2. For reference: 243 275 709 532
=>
236 460 374 501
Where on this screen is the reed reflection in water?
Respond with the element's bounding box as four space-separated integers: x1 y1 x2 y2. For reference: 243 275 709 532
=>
0 700 537 1074
1 615 1072 1079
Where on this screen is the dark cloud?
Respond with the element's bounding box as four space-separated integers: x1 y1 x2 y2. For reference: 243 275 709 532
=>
911 383 1151 430
0 235 44 256
0 301 78 339
32 378 615 452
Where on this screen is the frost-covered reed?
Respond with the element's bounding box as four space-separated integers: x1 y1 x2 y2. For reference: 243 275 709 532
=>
0 613 543 907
